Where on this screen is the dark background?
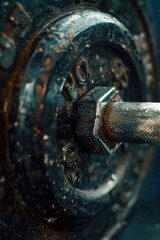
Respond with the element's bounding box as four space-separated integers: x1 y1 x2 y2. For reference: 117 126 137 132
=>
117 148 160 240
117 1 160 239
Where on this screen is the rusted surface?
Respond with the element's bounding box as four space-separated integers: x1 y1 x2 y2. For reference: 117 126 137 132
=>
77 87 122 154
0 0 159 240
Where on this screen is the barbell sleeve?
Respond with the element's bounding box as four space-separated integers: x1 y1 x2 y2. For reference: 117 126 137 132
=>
104 102 160 145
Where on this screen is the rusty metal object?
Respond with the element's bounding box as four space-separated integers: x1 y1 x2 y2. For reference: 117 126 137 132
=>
10 10 142 222
104 102 160 144
77 87 122 154
0 1 159 240
78 88 160 147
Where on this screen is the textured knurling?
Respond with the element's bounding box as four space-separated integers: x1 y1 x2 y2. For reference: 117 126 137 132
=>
104 102 160 144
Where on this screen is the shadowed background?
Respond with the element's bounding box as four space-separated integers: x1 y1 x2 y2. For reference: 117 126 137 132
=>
116 1 160 239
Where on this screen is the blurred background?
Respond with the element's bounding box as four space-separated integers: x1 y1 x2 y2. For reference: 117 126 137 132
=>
116 148 160 240
116 2 160 239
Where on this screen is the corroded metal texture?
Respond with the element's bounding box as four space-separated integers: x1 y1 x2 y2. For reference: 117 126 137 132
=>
0 0 159 240
104 102 160 144
9 10 144 222
77 87 122 154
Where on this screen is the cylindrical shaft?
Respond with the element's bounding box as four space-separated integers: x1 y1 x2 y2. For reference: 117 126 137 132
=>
104 102 160 145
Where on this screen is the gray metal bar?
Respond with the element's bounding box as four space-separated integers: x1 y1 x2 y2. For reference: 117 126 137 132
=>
104 102 160 145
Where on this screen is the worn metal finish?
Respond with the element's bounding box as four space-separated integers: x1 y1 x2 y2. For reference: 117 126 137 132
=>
77 87 122 154
0 0 159 240
104 102 160 145
9 10 144 222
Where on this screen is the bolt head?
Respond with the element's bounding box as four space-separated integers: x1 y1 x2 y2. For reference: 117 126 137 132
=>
76 58 89 85
77 87 122 154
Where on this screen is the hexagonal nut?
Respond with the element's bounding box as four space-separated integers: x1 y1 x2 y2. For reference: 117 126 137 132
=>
77 87 122 154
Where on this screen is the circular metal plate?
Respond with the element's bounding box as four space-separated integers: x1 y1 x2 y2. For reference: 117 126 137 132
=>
8 9 146 222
